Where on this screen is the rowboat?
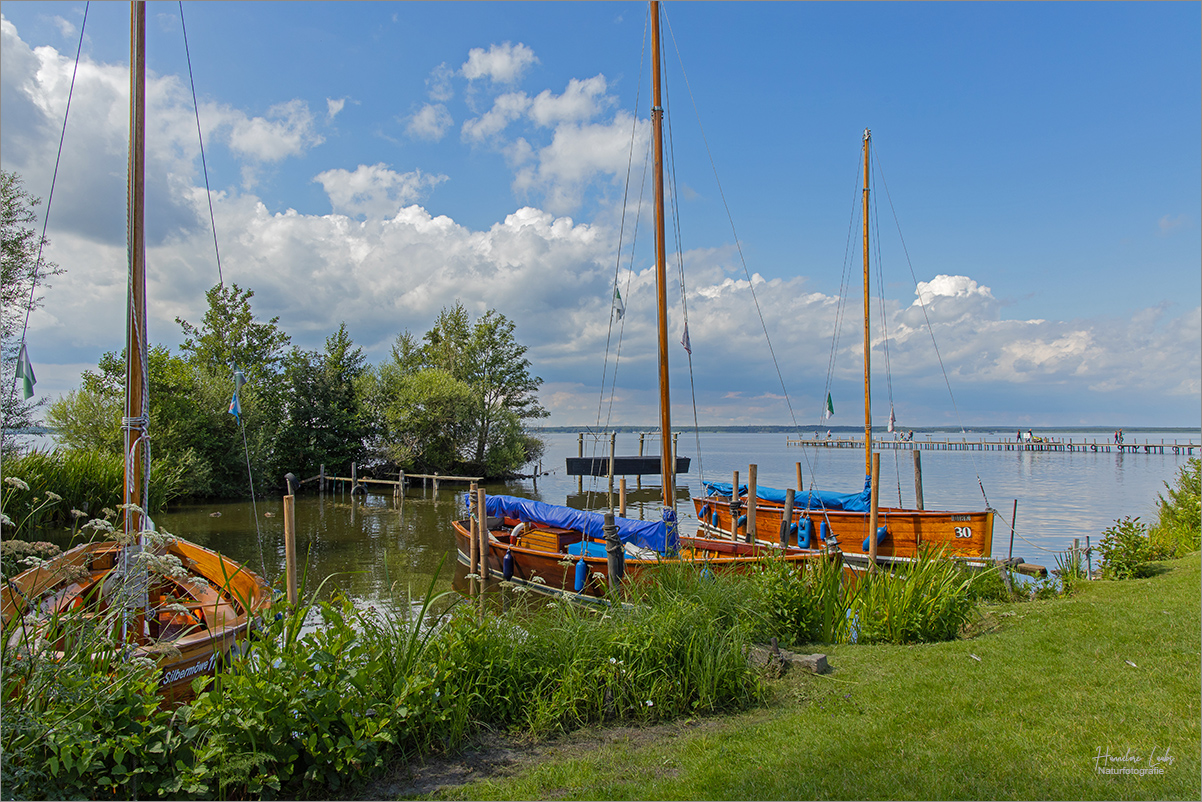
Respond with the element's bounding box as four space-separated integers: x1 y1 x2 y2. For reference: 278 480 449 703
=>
451 1 833 599
1 1 270 704
691 130 996 571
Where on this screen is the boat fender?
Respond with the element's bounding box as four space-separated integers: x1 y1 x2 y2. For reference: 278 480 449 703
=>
711 512 721 527
502 549 514 581
700 566 714 582
737 514 747 529
699 504 710 519
862 526 889 553
820 521 831 543
796 518 812 549
574 557 588 593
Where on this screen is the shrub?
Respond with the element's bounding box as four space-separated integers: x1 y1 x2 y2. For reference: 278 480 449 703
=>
1149 458 1201 559
1098 516 1152 580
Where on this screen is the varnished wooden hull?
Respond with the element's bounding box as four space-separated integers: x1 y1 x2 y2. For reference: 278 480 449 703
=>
452 516 834 600
692 495 994 569
1 538 272 705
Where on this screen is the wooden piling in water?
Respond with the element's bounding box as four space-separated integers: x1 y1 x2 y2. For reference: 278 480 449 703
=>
746 464 757 545
913 450 925 511
283 493 298 605
779 488 794 550
619 477 627 518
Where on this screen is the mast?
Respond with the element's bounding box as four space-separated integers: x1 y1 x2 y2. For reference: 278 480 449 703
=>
124 0 149 539
650 1 674 508
861 128 872 477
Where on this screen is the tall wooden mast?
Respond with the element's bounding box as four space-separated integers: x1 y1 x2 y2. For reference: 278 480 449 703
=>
124 1 149 539
650 1 674 508
861 128 872 477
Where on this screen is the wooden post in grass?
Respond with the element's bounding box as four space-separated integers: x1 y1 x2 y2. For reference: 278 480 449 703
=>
1008 499 1018 561
468 482 479 584
868 452 881 572
912 450 925 510
283 492 298 605
746 464 757 544
477 486 489 587
619 477 627 517
730 470 740 540
780 488 795 550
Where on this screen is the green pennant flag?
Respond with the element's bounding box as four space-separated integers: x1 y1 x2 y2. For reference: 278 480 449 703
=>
15 343 36 400
824 392 834 420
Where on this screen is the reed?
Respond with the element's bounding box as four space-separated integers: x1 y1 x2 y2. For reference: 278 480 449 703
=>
847 546 978 645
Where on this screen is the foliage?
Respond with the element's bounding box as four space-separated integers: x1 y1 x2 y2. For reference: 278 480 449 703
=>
0 451 178 534
176 283 290 386
1 169 63 446
1149 457 1201 559
361 303 547 477
1053 546 1088 595
1098 516 1154 579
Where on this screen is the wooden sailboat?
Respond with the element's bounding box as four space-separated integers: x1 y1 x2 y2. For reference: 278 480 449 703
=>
452 1 833 599
1 2 270 704
692 130 995 570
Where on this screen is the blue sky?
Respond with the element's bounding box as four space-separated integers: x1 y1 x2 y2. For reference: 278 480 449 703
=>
2 1 1199 428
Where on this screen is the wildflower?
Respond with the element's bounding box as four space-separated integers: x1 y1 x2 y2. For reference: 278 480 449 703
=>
100 507 115 519
645 700 654 707
70 509 87 519
465 573 481 580
592 571 606 581
530 575 546 585
4 477 29 491
0 513 13 528
44 491 62 502
609 657 617 664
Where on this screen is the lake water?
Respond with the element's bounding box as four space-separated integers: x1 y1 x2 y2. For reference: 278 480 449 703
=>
126 427 1196 611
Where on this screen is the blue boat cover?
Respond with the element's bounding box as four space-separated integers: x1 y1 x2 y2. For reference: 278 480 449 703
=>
703 475 872 513
472 494 672 554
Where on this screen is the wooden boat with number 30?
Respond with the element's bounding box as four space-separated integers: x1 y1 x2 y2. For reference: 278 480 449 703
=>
1 2 270 705
692 130 996 571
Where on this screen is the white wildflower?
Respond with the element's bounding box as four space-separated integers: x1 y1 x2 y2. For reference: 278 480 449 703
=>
645 700 654 707
4 477 29 491
465 573 481 580
70 509 87 519
530 575 546 585
1 513 13 527
44 491 62 502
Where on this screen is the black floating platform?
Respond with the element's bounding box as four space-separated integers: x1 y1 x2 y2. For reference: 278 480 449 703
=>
565 456 691 477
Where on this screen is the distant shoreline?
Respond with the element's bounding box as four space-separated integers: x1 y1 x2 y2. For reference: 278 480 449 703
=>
534 425 1201 435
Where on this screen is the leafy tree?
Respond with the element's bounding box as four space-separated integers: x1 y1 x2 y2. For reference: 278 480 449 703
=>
271 324 369 480
177 283 290 385
363 304 546 477
1 170 63 445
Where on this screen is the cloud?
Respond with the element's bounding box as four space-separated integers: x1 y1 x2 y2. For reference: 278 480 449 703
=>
1158 214 1187 236
225 99 323 164
461 42 538 85
529 75 612 127
461 91 532 144
426 62 455 103
313 164 448 219
326 97 346 121
406 103 453 141
51 15 75 38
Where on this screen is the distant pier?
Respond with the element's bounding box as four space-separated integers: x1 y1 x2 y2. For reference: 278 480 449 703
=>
785 435 1199 455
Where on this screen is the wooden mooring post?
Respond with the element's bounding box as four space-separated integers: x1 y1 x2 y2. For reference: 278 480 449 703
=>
730 470 740 541
746 464 757 544
283 474 299 606
913 450 925 510
477 486 489 589
779 488 795 550
619 477 627 518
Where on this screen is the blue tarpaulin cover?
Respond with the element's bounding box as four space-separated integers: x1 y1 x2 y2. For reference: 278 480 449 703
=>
703 475 872 513
470 494 672 554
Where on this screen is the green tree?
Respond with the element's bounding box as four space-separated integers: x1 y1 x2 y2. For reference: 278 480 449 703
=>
1 170 63 445
272 323 369 479
177 283 290 385
363 304 546 477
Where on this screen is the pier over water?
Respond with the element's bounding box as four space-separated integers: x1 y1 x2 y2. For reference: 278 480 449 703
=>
785 435 1199 455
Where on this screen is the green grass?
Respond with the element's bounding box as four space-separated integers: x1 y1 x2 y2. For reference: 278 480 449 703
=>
425 555 1201 801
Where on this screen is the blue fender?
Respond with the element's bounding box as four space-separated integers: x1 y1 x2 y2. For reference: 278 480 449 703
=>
862 526 889 552
574 557 587 592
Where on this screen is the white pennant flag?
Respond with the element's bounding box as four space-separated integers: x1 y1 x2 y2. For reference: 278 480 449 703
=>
887 404 896 433
680 322 692 355
15 343 36 400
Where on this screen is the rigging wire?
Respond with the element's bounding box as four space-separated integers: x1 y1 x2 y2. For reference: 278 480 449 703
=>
179 4 267 574
6 2 89 413
871 143 993 512
179 1 223 287
868 155 904 506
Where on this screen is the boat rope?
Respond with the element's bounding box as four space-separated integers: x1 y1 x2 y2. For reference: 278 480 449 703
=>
661 8 827 494
660 28 706 491
868 161 904 506
5 3 88 414
871 144 992 510
178 1 223 287
585 7 651 509
179 10 268 575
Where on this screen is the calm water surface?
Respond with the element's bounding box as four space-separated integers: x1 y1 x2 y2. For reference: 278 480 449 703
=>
135 428 1197 609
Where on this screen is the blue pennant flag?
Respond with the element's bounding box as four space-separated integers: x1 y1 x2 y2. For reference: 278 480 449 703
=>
228 369 246 422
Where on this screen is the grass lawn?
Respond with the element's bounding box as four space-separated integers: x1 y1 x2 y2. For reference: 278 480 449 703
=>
418 555 1201 800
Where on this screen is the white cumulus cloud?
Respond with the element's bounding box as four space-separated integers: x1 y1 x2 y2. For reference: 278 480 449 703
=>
461 42 538 84
313 164 448 219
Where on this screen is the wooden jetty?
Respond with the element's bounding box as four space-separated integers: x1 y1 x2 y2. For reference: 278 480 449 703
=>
785 435 1199 455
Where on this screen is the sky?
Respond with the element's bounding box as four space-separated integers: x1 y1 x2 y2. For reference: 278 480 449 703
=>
1 1 1199 430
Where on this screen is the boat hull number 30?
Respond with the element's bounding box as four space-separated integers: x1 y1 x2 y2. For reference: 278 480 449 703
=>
954 526 973 538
